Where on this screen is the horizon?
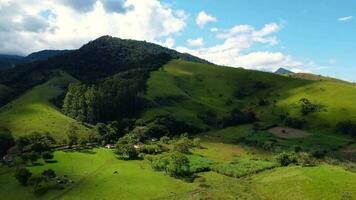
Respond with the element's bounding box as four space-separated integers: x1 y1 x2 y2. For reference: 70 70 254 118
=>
0 0 355 81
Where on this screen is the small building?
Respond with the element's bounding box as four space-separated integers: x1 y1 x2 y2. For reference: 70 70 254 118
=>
105 144 115 149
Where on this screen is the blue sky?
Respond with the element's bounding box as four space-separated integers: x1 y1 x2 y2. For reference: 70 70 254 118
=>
0 0 355 81
164 0 356 81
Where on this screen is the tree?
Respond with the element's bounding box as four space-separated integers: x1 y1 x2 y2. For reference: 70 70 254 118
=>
299 98 325 115
166 152 191 178
28 152 39 164
0 130 15 157
336 120 356 137
17 132 55 153
276 152 297 166
14 168 32 186
116 144 138 160
66 123 79 147
42 169 56 178
42 151 54 161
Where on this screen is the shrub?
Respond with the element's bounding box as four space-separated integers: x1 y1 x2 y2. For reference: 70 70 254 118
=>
297 152 317 167
197 110 218 126
173 140 190 154
139 144 165 155
151 152 192 178
115 143 138 160
159 136 170 144
14 168 32 186
188 155 214 173
223 108 258 127
33 182 50 196
299 98 326 115
284 117 306 129
211 158 277 178
336 120 356 137
276 152 298 166
0 130 15 157
42 169 56 178
166 152 192 178
42 151 54 161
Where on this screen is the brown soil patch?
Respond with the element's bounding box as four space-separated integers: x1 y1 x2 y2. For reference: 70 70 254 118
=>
268 127 311 139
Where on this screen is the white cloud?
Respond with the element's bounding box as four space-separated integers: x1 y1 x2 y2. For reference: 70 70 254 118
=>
176 23 305 72
187 37 204 47
196 11 217 28
210 27 218 32
338 16 353 21
0 0 186 55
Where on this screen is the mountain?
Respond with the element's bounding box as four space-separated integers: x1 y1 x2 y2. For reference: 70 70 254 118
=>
275 67 294 75
0 50 71 70
0 55 24 70
24 50 72 62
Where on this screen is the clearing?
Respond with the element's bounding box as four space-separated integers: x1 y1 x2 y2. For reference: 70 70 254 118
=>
268 126 311 139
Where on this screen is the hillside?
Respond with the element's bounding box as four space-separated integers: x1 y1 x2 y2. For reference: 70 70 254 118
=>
144 60 356 133
0 55 24 70
0 71 90 140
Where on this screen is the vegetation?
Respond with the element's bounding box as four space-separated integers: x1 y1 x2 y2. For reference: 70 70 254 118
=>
0 129 15 157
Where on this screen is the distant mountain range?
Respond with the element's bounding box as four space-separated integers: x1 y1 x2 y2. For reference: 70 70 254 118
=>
0 50 72 70
274 67 294 75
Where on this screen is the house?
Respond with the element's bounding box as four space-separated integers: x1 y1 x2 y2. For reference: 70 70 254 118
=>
105 144 115 149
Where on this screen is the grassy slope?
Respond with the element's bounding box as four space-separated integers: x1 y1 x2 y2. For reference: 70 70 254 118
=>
278 80 356 130
144 60 307 128
0 71 90 140
0 149 196 200
252 165 356 200
1 143 355 199
144 60 356 133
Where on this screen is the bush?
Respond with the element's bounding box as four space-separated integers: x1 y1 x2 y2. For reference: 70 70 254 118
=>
211 158 277 178
172 139 191 154
297 152 317 167
42 151 54 161
223 108 258 127
166 152 192 178
284 117 306 129
14 168 32 186
299 98 326 115
336 120 356 137
33 182 50 196
115 143 138 160
197 110 218 126
159 136 170 144
151 152 192 178
139 144 165 155
276 152 297 166
42 169 56 178
0 130 15 157
188 155 214 173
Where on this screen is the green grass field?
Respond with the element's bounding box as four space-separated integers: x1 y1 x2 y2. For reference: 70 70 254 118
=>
0 148 197 200
252 165 356 200
1 142 355 199
0 71 90 140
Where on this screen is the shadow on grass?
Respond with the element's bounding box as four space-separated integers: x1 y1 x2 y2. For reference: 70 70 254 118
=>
45 160 58 163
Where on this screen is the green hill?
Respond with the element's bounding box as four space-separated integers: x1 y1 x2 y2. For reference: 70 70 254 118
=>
143 60 356 134
0 71 90 140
